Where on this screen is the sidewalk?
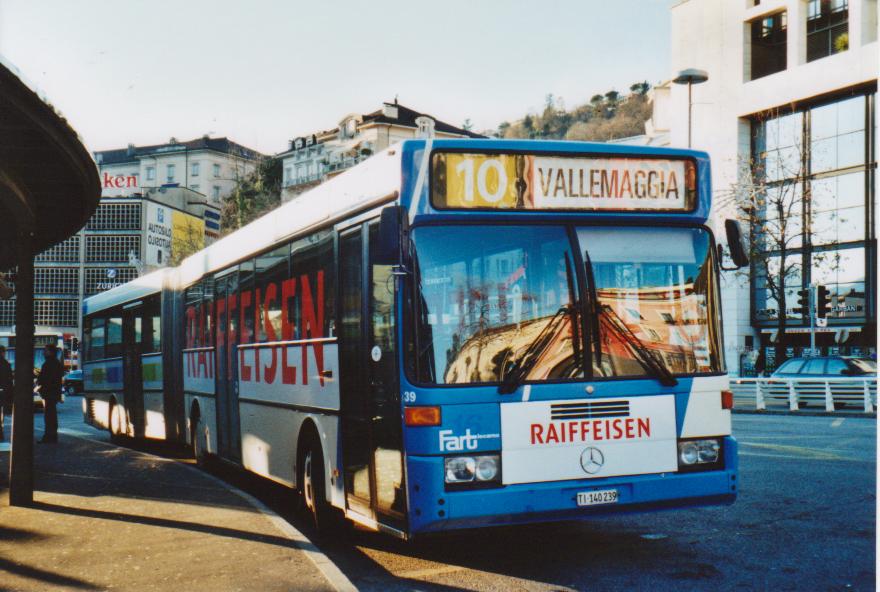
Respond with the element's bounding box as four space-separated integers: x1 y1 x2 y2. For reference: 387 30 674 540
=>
0 430 336 591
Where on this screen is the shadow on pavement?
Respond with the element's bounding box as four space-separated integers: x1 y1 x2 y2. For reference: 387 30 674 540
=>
0 557 101 590
29 500 319 553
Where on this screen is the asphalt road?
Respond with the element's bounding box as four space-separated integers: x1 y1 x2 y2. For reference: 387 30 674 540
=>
47 399 877 591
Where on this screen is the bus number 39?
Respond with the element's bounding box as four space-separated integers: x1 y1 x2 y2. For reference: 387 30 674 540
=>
455 158 508 203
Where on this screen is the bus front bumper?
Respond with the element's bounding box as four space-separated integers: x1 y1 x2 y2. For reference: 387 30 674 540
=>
406 436 738 535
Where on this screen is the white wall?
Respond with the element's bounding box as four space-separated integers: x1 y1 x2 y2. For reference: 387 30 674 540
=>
669 0 878 373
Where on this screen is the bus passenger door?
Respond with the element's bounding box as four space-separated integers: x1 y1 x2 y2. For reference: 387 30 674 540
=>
215 271 243 462
122 307 144 439
339 223 405 530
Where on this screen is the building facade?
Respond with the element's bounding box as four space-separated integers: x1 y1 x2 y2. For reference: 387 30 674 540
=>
0 136 262 360
663 0 877 373
278 101 482 200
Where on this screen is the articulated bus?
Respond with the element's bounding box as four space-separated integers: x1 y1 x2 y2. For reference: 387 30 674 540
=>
82 139 748 538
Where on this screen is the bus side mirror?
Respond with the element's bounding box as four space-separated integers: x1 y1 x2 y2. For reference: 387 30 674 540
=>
375 205 409 267
720 219 749 270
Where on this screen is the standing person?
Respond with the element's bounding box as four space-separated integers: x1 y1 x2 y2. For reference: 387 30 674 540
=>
37 343 63 444
0 346 12 441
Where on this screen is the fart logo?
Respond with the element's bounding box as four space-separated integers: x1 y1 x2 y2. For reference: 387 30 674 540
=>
439 429 500 452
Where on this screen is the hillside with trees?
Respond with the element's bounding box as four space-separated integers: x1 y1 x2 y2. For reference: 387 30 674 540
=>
497 81 653 142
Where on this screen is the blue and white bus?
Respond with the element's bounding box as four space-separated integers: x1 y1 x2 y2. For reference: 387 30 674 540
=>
82 139 748 538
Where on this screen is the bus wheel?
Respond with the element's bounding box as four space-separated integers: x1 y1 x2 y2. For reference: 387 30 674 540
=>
300 437 331 534
109 402 122 441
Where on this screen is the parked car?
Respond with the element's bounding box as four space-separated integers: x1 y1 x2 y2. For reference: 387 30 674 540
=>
63 370 83 396
769 356 876 409
772 356 877 378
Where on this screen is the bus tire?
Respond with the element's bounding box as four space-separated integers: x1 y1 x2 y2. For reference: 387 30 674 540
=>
109 400 123 441
299 433 332 535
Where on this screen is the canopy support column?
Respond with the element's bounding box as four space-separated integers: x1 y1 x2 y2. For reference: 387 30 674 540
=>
9 222 35 506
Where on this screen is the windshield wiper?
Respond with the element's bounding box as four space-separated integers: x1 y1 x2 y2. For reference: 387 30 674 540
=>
600 304 678 387
498 304 570 395
582 250 603 370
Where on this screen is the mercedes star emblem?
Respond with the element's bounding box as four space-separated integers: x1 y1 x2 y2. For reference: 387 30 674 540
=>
580 446 605 474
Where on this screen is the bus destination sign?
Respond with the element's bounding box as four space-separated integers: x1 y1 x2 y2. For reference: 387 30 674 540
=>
431 152 694 212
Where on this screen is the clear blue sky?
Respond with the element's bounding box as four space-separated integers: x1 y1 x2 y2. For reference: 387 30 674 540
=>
0 0 671 154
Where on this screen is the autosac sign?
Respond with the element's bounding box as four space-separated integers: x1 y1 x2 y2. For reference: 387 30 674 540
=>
500 396 677 484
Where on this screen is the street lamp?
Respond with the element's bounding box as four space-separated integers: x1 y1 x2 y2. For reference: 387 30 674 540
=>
673 68 709 148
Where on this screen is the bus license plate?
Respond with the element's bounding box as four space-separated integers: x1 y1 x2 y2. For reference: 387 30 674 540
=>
577 490 619 506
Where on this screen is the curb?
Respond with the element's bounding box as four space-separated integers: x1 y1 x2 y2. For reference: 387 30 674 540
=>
58 427 357 592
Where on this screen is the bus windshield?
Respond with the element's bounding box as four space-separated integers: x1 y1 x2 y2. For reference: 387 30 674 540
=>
578 226 723 378
413 225 582 385
412 224 723 385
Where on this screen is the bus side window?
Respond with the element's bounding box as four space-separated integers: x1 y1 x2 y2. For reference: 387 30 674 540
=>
90 318 106 360
255 245 288 343
290 229 335 340
106 316 123 358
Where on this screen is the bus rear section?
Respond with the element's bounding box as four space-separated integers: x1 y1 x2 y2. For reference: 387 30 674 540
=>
81 271 169 440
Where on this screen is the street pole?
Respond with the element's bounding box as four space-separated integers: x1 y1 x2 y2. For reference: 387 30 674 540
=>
809 284 816 355
673 69 708 150
687 82 693 149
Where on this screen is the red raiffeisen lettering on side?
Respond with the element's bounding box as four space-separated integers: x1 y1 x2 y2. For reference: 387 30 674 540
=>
184 271 328 388
530 417 651 445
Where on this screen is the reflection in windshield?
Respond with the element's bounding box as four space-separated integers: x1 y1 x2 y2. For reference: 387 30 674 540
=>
578 227 723 378
413 226 582 385
412 225 723 386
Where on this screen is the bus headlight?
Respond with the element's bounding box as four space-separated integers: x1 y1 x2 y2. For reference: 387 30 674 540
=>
677 438 722 471
444 454 501 485
445 456 476 483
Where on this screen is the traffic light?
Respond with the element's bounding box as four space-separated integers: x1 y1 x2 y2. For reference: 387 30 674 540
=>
792 288 810 315
816 285 832 319
71 337 79 352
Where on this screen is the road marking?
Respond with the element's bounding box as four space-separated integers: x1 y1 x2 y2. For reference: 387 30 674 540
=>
831 418 844 428
395 565 466 579
739 441 844 460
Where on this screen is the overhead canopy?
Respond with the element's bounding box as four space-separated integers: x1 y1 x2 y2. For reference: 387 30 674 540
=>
0 58 100 266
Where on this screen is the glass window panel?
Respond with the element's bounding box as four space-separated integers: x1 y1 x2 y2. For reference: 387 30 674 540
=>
811 209 838 245
836 206 865 242
836 171 865 209
836 130 865 169
811 102 838 140
836 96 865 135
812 247 865 285
810 176 836 212
811 136 837 173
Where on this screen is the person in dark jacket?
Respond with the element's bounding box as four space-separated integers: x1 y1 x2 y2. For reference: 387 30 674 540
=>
38 343 63 443
0 345 12 441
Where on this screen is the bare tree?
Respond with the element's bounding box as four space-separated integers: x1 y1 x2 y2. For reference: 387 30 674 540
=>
719 110 837 361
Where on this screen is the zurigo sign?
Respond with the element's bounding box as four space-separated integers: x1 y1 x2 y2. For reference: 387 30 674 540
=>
431 152 696 212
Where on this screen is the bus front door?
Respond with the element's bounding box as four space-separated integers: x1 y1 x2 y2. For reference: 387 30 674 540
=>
339 223 405 531
122 307 145 439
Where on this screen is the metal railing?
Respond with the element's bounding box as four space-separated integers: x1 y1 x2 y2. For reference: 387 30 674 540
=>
731 376 877 413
